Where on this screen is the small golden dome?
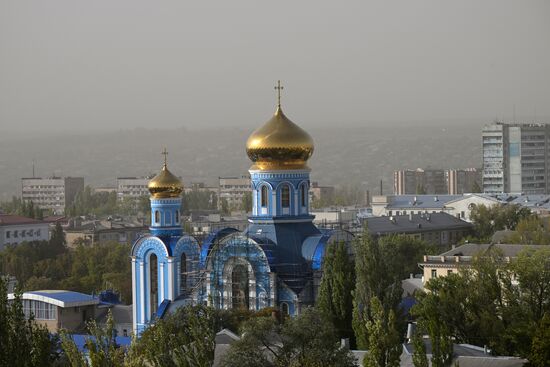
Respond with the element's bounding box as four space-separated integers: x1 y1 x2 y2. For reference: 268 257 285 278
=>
246 106 314 170
148 161 183 199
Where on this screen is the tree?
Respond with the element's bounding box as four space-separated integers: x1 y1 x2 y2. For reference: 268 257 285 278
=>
411 331 429 367
412 246 550 359
412 287 454 367
415 184 426 195
363 297 401 367
507 216 550 245
125 305 216 367
470 181 482 193
0 278 58 367
50 221 67 254
529 313 550 367
241 192 253 213
470 204 532 241
61 310 125 367
221 308 357 367
220 198 230 215
352 231 405 349
318 241 355 344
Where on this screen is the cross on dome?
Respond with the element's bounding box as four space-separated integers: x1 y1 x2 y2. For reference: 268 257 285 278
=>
274 80 284 107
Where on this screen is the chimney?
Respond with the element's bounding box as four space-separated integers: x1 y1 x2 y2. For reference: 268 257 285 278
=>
340 338 350 350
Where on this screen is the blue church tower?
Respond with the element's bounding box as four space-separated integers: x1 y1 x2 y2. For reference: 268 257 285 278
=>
131 151 201 334
131 83 353 335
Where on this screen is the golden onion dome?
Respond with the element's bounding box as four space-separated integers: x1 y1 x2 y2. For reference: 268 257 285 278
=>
147 157 183 198
246 105 314 170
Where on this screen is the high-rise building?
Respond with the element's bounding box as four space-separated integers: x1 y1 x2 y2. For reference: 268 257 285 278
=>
482 122 550 194
394 169 446 195
21 177 84 215
395 168 481 195
117 177 151 201
446 168 481 194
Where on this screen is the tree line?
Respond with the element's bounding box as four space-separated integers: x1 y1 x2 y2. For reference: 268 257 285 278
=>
0 223 132 304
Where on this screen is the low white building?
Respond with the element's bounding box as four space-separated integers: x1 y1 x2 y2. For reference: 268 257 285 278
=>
442 194 501 221
371 194 501 222
0 214 50 250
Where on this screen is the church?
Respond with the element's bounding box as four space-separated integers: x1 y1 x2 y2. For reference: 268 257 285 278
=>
131 84 354 334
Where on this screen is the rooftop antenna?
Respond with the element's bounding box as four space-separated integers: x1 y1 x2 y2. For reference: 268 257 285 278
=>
380 179 383 195
513 104 516 123
32 159 35 178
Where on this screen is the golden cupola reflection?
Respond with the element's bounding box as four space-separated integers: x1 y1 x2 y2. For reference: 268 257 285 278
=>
148 149 184 198
246 105 314 170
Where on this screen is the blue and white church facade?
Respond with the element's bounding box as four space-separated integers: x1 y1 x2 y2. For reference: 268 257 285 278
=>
131 98 353 335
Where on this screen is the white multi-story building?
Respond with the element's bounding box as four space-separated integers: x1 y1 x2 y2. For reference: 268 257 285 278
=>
482 122 550 194
0 214 50 250
218 175 251 209
116 177 151 201
21 177 84 215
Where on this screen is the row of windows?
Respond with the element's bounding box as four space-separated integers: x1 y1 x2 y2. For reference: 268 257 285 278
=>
22 299 57 320
153 210 180 225
260 184 307 208
431 269 453 278
6 229 42 239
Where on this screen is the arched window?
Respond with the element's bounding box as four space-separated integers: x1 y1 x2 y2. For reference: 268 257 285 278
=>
179 253 187 295
281 302 289 315
149 253 158 317
281 185 290 208
232 264 249 309
165 211 171 225
261 186 268 208
301 184 307 207
154 210 160 224
175 210 180 223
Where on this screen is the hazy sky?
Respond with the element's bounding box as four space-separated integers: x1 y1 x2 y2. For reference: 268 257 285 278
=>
1 0 549 132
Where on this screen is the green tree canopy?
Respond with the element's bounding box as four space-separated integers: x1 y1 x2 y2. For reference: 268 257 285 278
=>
221 308 357 367
0 278 59 367
125 305 216 367
469 204 532 242
318 241 355 344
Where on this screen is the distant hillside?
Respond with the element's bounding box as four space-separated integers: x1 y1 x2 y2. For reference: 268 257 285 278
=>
0 123 482 200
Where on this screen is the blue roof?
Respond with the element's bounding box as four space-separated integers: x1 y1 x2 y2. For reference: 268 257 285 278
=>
21 290 98 307
70 334 131 353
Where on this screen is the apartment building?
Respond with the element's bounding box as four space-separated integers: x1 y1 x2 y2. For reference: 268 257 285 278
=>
218 175 251 209
394 168 480 195
116 177 151 201
21 177 84 215
482 122 550 194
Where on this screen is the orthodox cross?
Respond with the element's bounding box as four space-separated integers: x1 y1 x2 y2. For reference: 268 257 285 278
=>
162 148 168 166
274 80 284 107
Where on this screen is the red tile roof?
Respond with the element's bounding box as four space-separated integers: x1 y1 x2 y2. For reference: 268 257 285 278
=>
0 214 46 226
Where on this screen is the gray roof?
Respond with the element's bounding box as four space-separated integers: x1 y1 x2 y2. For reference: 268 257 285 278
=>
401 341 527 367
440 243 548 257
385 195 462 209
365 212 472 235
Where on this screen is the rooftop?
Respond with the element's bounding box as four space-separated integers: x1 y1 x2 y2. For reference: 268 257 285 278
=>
8 290 99 308
420 243 549 266
0 214 47 226
364 212 472 235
